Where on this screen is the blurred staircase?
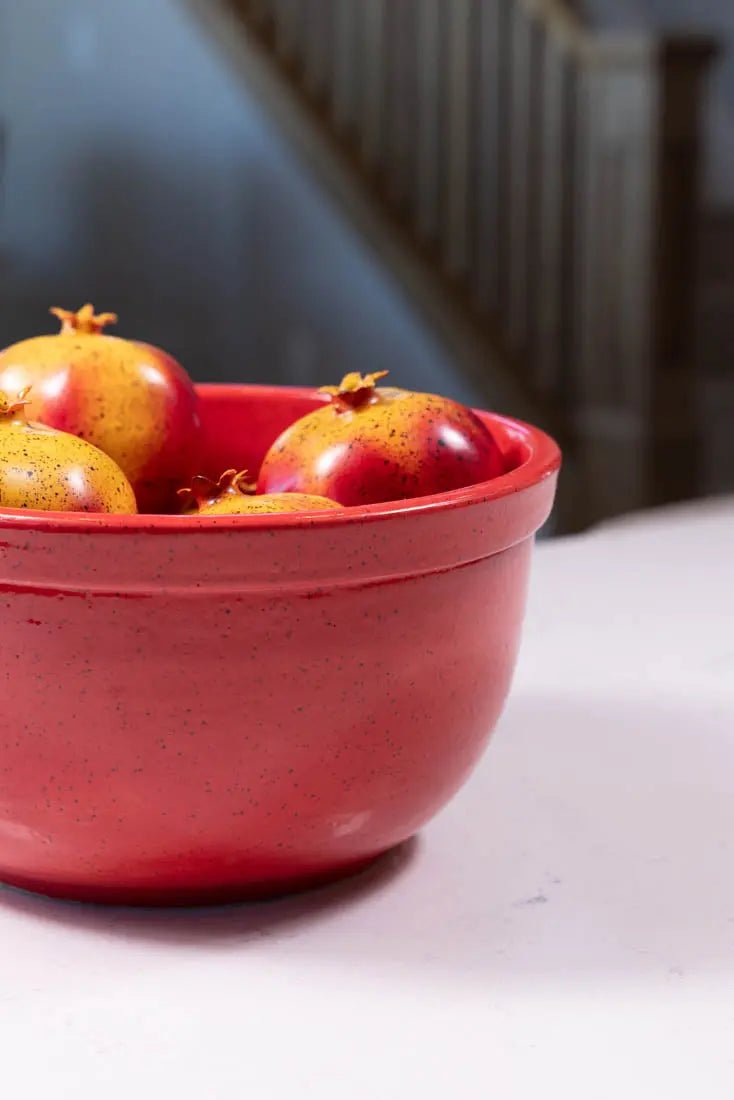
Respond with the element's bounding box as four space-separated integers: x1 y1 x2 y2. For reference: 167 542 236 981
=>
185 0 718 529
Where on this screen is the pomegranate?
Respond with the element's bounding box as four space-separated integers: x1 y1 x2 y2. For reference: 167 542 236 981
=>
178 469 257 513
257 371 505 506
0 305 202 513
0 389 136 513
179 469 342 517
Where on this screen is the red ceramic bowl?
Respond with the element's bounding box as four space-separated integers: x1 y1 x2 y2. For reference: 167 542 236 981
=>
0 384 560 905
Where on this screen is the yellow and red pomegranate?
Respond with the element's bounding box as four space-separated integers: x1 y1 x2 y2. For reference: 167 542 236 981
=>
0 389 136 513
179 468 342 517
0 305 201 513
257 371 505 506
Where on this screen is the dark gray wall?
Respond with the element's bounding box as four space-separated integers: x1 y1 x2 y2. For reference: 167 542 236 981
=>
0 0 485 406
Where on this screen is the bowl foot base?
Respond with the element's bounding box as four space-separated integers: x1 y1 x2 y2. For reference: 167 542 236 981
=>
0 850 395 907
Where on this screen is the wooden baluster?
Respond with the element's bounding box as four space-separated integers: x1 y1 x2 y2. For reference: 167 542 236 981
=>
323 0 340 111
332 0 360 134
302 0 318 91
473 0 506 314
534 27 575 397
506 0 541 352
303 0 333 99
415 0 443 241
361 0 387 171
385 0 417 208
273 0 300 60
444 0 475 277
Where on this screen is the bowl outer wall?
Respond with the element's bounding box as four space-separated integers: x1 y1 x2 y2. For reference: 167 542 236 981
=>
0 384 560 903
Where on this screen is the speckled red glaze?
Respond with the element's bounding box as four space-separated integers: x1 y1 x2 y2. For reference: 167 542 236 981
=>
0 384 559 905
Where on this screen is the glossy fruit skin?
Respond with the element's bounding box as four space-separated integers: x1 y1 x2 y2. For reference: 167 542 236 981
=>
0 393 136 513
0 384 559 905
0 306 202 513
258 372 505 506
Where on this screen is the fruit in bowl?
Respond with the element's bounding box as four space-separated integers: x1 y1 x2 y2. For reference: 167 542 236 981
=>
0 388 136 513
258 371 505 505
0 383 560 905
178 468 342 516
0 305 202 513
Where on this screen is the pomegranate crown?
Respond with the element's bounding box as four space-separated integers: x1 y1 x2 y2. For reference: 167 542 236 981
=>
50 304 118 335
0 386 31 420
319 370 389 411
178 469 256 512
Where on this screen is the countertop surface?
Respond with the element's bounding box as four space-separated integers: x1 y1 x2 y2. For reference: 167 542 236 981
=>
2 498 732 1099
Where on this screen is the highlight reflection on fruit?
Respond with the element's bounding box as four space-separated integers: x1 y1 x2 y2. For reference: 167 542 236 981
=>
0 305 202 513
0 388 137 513
257 371 505 506
179 469 343 516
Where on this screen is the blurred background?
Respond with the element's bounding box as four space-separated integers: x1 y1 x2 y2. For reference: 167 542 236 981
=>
1 0 732 531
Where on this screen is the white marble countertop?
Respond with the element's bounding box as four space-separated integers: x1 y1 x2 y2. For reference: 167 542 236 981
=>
2 498 733 1099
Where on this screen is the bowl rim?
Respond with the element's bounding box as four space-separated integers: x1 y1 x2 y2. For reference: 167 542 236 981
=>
0 383 561 533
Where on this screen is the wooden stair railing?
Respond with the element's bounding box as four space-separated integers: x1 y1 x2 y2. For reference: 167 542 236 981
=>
186 0 717 529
